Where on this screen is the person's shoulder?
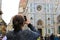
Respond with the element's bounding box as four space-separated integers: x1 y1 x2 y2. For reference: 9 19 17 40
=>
6 31 13 34
6 31 14 36
25 30 39 34
23 30 40 37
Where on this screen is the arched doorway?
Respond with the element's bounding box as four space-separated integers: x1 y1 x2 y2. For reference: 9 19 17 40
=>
37 19 43 35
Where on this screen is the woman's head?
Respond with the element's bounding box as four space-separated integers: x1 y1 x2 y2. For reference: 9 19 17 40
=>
13 14 25 32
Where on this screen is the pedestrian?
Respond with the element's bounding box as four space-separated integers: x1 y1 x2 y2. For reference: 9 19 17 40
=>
50 33 55 40
5 14 40 40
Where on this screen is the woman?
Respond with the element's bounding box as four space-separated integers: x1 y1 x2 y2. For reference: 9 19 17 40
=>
5 14 40 40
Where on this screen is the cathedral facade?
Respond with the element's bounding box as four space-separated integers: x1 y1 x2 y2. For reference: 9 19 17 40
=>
24 0 60 37
1 0 60 37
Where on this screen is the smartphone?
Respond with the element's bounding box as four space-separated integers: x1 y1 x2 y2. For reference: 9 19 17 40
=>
24 16 27 21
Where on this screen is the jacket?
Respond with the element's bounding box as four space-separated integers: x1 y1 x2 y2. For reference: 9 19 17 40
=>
6 24 40 40
6 30 40 40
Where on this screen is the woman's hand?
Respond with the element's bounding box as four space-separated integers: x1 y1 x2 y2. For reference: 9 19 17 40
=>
25 19 31 25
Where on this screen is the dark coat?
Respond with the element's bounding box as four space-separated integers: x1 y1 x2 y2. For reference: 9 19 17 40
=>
50 34 54 40
6 30 40 40
6 24 40 40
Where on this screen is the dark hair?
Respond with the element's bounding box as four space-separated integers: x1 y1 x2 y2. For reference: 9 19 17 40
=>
13 15 25 32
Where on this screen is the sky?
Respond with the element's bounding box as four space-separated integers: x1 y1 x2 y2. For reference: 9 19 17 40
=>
1 0 20 25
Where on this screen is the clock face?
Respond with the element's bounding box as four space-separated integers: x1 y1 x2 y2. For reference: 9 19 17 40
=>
37 5 42 11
